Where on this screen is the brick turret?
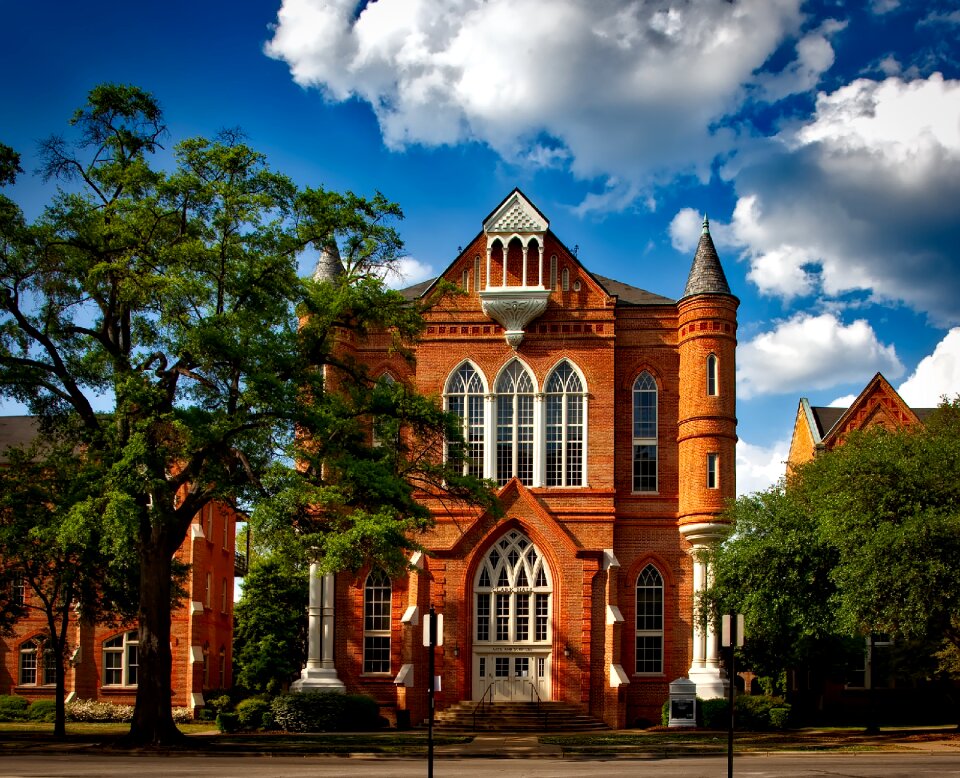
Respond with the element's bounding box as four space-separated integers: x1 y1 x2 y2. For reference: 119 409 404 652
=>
677 216 738 530
676 215 738 699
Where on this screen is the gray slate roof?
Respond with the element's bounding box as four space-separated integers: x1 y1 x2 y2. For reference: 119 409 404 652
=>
682 222 732 298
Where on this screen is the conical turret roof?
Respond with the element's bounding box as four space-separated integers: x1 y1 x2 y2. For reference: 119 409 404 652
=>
312 238 344 282
682 215 731 298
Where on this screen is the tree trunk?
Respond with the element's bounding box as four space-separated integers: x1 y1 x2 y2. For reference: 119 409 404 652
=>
128 537 185 746
54 651 66 739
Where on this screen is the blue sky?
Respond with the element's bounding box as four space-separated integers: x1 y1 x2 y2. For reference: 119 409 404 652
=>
3 0 960 494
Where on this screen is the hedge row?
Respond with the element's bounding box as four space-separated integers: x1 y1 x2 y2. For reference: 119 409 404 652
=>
216 692 381 733
0 696 192 724
660 695 792 731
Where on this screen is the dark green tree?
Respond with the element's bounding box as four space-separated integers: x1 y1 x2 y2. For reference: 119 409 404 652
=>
0 435 135 737
808 403 960 665
706 483 859 697
0 85 493 745
709 399 960 707
232 555 308 693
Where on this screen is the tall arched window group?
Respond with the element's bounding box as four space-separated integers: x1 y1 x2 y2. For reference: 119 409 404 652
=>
445 359 587 488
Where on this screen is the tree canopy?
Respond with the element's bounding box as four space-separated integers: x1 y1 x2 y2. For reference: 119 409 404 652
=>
708 400 960 697
0 84 492 745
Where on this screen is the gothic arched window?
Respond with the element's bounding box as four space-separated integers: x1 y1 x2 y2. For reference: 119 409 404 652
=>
632 372 658 492
446 363 485 478
545 361 584 487
495 361 535 486
363 569 392 674
635 565 664 674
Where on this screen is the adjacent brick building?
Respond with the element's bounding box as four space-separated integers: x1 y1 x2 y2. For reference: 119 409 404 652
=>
293 190 739 728
0 416 242 711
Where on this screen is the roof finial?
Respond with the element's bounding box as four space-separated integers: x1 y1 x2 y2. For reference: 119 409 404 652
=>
702 213 710 235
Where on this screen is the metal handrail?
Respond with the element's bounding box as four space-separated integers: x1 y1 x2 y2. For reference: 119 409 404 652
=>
471 678 548 731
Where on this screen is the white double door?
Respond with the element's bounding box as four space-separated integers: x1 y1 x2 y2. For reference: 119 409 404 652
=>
474 651 551 701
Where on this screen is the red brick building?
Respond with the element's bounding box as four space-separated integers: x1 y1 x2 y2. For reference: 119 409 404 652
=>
787 372 934 470
292 190 738 728
0 417 242 711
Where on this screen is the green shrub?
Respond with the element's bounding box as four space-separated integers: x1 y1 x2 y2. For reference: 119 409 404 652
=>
769 707 791 730
270 692 381 733
27 699 57 722
0 695 29 721
199 709 216 721
209 694 232 713
700 698 729 729
661 700 670 727
735 695 789 731
216 712 240 733
237 695 273 730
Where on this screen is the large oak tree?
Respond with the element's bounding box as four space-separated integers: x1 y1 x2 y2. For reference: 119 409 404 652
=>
0 85 491 744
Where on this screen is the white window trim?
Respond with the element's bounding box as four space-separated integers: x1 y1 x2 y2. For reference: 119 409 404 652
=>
102 630 139 687
707 353 719 397
494 360 537 487
707 452 719 490
543 360 588 488
635 565 664 675
443 361 487 478
363 569 392 675
632 372 658 493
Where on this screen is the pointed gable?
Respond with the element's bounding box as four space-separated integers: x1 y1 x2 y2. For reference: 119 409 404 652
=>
822 373 922 448
483 189 548 236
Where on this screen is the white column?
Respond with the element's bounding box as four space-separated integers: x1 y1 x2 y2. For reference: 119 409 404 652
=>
485 245 492 290
321 572 336 669
306 561 322 669
704 561 719 670
537 244 544 288
501 243 508 287
690 554 705 671
521 244 529 287
291 563 345 692
686 544 727 699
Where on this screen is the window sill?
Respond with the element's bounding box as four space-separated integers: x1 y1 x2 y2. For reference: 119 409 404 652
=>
632 673 666 679
360 672 393 678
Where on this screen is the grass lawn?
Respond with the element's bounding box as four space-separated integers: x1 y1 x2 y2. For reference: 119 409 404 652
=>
0 722 471 756
0 721 215 736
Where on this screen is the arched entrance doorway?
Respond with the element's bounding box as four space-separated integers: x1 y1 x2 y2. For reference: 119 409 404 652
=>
472 529 552 701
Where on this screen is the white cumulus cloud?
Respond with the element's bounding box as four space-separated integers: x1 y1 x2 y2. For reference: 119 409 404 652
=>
381 256 436 289
738 312 904 399
725 73 960 324
266 0 819 202
897 328 960 407
736 437 789 496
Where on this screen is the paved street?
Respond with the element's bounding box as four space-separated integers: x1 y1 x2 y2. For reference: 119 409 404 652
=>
1 754 960 778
